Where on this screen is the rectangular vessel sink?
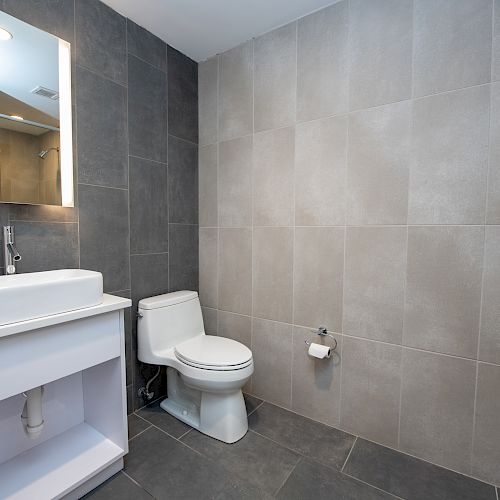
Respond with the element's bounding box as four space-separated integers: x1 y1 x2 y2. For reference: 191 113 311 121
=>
0 269 103 326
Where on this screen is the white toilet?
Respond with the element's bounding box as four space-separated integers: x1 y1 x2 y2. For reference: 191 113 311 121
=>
137 290 253 443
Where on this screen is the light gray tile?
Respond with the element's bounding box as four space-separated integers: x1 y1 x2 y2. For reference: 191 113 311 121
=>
409 85 490 224
472 363 500 486
344 227 407 344
347 101 411 225
487 82 500 223
413 0 493 97
297 2 349 121
403 226 483 358
218 41 253 141
199 56 218 146
202 307 218 335
349 0 412 111
253 127 294 226
479 226 500 363
494 0 500 81
340 336 401 448
253 227 293 323
252 318 292 408
199 228 218 308
199 144 218 227
400 349 476 472
218 228 252 315
218 136 252 227
295 116 347 226
291 327 342 427
293 227 344 331
254 23 296 132
218 311 251 349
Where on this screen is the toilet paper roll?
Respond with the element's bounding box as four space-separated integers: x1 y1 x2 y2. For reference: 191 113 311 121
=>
308 342 331 359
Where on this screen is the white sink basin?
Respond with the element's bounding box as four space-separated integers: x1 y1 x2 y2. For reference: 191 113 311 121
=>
0 269 103 326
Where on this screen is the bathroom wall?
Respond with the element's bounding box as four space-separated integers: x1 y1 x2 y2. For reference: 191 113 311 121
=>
199 0 500 486
0 0 199 411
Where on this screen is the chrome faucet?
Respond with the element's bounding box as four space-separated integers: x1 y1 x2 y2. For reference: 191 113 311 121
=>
3 226 22 275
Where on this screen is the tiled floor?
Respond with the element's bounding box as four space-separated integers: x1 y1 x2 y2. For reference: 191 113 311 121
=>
85 395 498 500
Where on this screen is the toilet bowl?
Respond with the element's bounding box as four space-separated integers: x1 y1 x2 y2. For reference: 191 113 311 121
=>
137 291 253 443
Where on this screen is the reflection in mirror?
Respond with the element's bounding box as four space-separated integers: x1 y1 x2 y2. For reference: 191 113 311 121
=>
0 10 73 207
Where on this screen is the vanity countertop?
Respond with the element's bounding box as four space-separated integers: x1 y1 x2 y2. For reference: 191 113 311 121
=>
0 294 131 339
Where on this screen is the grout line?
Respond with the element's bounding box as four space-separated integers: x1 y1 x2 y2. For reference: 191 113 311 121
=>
177 428 193 440
128 154 167 166
273 458 301 497
340 470 405 500
341 436 357 472
127 51 167 75
74 62 127 88
127 424 153 442
78 181 128 191
246 399 264 417
121 470 145 489
496 486 499 500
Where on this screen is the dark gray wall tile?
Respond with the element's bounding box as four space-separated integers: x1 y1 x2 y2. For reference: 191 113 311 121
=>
129 157 168 254
169 224 198 292
79 184 130 292
128 55 168 163
168 45 198 143
75 0 126 84
126 19 166 72
15 222 78 273
168 136 198 224
76 66 128 189
0 205 9 250
2 0 75 43
130 252 169 306
9 205 77 223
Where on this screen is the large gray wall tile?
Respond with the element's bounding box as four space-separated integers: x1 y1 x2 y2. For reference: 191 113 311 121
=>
254 23 296 132
75 0 126 84
253 127 294 226
15 222 78 273
340 337 401 448
295 116 347 226
76 66 128 189
169 224 198 292
408 86 490 224
344 227 406 344
487 82 500 223
293 227 344 331
202 307 218 335
400 349 476 472
218 311 251 349
347 101 410 225
199 227 218 308
218 41 253 141
349 0 412 110
413 0 493 97
128 55 168 164
218 136 252 227
129 157 168 254
253 227 293 323
168 136 198 224
199 57 218 146
478 226 500 363
403 226 484 358
297 2 348 121
79 184 130 293
472 363 500 486
291 327 342 427
131 252 169 306
199 144 218 227
127 19 166 72
252 318 292 408
218 228 252 315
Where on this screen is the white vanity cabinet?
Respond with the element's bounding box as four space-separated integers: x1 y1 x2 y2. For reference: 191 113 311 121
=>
0 294 131 500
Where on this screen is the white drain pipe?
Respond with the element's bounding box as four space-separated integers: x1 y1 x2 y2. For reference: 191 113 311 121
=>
21 386 44 439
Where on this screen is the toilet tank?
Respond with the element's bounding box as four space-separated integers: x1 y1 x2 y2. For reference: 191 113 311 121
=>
137 291 204 364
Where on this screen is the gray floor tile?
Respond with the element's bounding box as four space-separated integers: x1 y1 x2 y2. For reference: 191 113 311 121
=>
83 472 152 499
181 428 300 495
125 426 271 499
344 438 496 500
136 399 191 438
128 414 151 440
243 393 263 415
277 459 395 500
248 403 356 470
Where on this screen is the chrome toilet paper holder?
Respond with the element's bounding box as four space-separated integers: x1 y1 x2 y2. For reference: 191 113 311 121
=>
304 326 338 351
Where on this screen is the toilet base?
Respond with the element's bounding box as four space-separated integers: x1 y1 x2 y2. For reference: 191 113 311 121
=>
160 368 248 443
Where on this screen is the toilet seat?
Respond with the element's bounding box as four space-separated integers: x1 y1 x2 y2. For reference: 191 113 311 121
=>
174 335 252 371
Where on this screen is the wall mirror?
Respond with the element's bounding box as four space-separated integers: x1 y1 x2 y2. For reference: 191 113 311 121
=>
0 11 73 207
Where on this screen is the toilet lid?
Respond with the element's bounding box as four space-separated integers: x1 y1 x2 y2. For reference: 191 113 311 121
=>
174 335 252 369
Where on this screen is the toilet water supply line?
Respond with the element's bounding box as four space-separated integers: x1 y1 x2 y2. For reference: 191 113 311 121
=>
138 366 161 401
21 386 45 439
